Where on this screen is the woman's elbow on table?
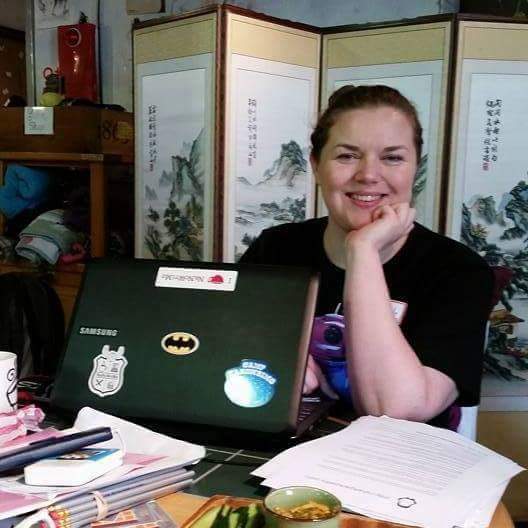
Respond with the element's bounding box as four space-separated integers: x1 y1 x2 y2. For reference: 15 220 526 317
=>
353 368 459 422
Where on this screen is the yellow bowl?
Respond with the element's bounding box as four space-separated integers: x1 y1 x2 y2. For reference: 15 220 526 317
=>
263 486 341 528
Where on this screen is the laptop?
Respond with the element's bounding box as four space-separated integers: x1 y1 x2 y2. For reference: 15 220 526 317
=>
51 258 334 440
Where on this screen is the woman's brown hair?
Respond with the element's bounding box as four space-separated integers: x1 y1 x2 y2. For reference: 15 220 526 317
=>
310 85 423 163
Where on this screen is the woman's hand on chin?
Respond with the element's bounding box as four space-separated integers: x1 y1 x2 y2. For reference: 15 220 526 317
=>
345 202 416 259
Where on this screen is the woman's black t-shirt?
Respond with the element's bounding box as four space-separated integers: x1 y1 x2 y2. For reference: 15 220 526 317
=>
241 218 494 427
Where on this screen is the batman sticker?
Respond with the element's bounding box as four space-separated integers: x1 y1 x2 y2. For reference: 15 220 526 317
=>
162 332 199 355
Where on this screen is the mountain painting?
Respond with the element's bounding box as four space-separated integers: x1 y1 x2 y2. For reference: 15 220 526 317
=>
448 67 528 409
461 180 528 388
412 154 428 206
228 55 317 261
143 128 205 261
138 60 211 261
234 139 309 261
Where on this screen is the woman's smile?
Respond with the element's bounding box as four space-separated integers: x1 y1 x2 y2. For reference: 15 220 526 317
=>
346 192 387 209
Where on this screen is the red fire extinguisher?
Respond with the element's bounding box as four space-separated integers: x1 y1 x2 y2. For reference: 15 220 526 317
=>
57 21 98 102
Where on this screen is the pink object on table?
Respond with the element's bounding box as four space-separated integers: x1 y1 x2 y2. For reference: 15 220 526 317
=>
0 405 46 447
0 490 49 517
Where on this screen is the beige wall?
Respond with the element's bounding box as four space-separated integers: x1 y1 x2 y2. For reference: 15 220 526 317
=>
478 413 528 520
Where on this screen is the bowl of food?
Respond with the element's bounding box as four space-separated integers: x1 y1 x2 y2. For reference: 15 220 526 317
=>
263 486 341 528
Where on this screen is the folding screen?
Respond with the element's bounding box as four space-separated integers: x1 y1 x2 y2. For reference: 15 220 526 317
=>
133 6 320 262
447 17 528 412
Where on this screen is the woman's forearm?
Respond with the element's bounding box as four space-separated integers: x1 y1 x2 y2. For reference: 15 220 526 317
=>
344 241 456 420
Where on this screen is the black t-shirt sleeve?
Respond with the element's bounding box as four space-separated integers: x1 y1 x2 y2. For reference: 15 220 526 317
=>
239 232 270 264
239 218 326 267
239 225 299 265
402 262 494 406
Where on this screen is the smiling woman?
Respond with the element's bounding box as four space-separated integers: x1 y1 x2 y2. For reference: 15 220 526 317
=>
240 84 495 430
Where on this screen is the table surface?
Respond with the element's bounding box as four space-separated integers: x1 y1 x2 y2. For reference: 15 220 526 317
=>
164 417 347 499
41 413 515 528
151 416 514 528
157 493 514 528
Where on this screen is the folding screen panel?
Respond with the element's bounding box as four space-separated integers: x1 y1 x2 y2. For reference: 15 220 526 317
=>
134 7 319 262
134 13 217 261
447 19 528 412
223 12 319 261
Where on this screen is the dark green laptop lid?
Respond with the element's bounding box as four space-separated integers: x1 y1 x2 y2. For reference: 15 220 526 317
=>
52 259 319 434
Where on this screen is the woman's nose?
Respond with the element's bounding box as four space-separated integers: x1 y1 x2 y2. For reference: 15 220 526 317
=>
354 157 380 183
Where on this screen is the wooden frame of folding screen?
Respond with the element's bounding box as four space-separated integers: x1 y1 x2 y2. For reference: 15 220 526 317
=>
320 18 454 232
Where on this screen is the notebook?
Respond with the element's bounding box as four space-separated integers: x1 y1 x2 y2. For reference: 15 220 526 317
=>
51 258 334 439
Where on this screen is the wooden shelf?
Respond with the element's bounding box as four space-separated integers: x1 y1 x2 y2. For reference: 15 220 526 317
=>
0 259 84 277
0 108 134 327
0 151 133 257
0 151 133 164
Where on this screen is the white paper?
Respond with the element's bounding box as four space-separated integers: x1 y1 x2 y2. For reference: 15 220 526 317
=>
461 481 508 528
255 416 524 528
24 107 53 135
73 407 205 462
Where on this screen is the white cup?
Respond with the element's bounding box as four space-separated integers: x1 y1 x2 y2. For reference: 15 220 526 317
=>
0 352 17 413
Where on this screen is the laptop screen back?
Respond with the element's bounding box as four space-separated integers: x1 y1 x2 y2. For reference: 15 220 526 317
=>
52 259 319 434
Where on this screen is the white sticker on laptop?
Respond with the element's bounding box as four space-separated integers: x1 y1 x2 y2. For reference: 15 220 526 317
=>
88 345 127 398
224 359 277 408
155 267 238 291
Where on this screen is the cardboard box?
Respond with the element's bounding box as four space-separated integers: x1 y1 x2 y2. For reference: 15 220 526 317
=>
0 107 134 157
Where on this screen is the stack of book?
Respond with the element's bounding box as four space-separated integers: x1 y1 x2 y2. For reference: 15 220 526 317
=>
14 467 194 528
0 407 205 527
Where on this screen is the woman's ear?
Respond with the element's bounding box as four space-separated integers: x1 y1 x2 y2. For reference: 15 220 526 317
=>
310 153 320 184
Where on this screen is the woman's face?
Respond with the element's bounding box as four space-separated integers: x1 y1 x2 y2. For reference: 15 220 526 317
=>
312 105 417 233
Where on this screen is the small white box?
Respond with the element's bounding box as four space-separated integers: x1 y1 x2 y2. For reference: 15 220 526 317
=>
24 448 123 486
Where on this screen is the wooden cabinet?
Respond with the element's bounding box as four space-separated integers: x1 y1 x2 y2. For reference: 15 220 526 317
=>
0 108 134 326
0 108 133 156
0 151 132 257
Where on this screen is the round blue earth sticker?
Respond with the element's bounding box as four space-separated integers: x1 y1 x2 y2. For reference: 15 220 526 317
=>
224 359 277 408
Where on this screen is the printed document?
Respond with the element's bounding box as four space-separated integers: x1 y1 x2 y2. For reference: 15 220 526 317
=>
254 416 524 528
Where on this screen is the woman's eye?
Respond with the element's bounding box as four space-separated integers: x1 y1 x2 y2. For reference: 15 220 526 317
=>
336 153 357 161
383 155 404 163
